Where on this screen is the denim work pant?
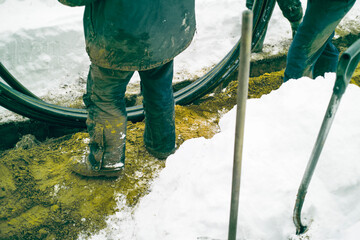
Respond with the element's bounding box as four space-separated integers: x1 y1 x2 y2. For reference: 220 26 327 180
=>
283 0 356 82
83 60 175 168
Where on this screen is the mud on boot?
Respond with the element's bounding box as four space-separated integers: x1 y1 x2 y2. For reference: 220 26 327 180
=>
71 119 126 178
70 155 123 178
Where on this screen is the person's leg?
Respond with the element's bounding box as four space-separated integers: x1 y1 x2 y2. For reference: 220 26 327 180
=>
139 60 175 159
276 0 303 37
312 34 339 78
277 0 303 22
284 0 355 82
72 64 133 176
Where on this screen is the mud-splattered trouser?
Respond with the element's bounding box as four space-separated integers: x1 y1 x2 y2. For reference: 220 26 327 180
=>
83 60 175 169
283 0 356 82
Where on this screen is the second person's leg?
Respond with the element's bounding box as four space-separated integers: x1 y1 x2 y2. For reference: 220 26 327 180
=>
284 0 355 82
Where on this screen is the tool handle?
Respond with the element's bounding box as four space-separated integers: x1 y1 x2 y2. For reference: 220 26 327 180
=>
334 38 360 96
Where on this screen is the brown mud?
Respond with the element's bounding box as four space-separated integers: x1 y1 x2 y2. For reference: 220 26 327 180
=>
1 32 360 239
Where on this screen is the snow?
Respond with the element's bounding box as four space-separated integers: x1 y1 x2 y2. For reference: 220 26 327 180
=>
1 0 360 239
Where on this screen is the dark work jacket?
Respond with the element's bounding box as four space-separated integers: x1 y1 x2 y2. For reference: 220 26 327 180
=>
59 0 196 71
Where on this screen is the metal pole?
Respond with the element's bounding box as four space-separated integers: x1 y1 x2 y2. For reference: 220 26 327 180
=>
228 10 253 240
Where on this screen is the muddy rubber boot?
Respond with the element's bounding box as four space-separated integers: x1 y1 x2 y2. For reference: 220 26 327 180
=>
70 156 123 178
71 119 125 178
101 118 127 168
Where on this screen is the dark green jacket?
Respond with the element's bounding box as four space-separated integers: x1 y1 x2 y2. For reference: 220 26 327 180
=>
59 0 196 71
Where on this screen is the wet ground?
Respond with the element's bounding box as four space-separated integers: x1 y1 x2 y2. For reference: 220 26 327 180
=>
1 32 359 239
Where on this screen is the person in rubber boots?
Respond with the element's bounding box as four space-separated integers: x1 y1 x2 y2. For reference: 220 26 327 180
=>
283 0 356 82
58 0 196 177
246 0 303 52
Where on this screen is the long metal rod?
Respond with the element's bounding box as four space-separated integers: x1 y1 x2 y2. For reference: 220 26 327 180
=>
228 10 253 240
